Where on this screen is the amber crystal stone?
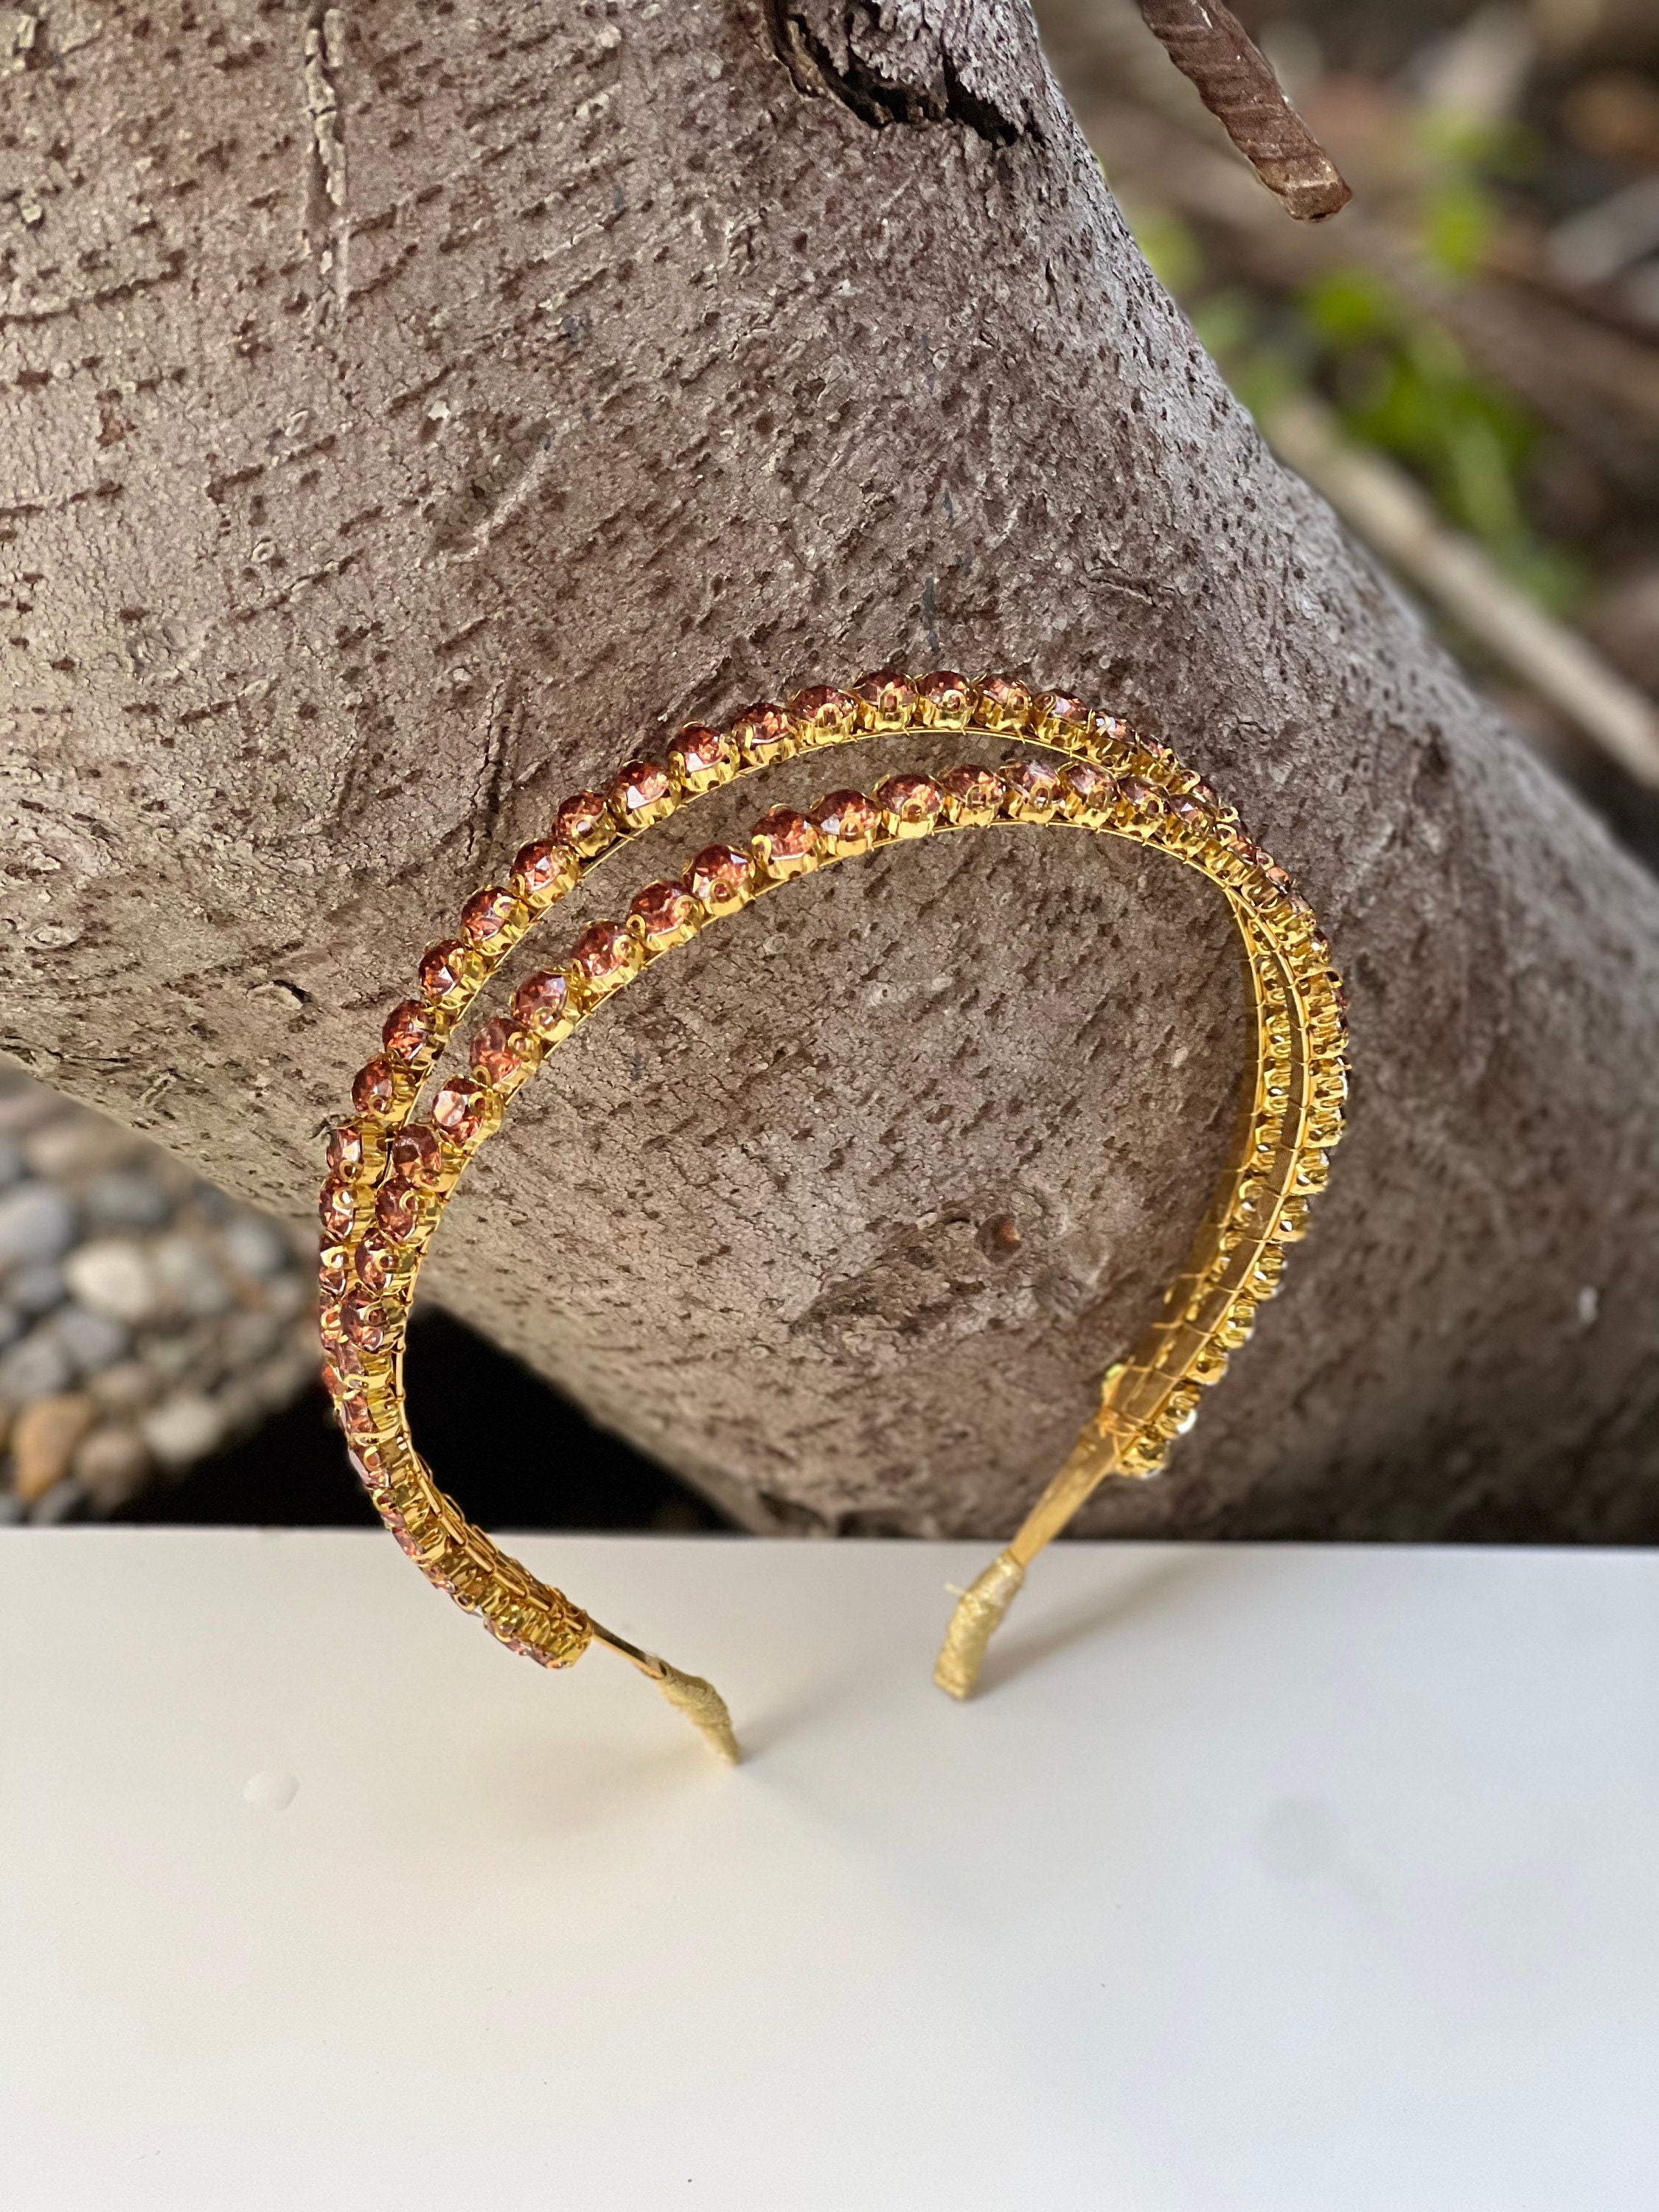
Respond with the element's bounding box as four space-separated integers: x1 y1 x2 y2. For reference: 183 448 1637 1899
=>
874 773 943 839
1062 761 1116 827
628 880 701 953
553 789 618 858
511 837 580 911
1000 757 1065 821
684 842 756 916
914 669 973 729
609 757 677 835
850 668 917 732
338 1391 382 1443
470 1016 537 1092
1133 736 1176 779
1116 775 1163 822
321 1345 358 1398
669 722 738 793
319 1241 352 1298
324 1121 366 1176
971 673 1032 731
731 700 793 767
1031 691 1091 746
331 1331 375 1380
392 1121 451 1192
381 998 438 1068
418 937 484 1006
570 919 643 998
354 1231 402 1294
1166 793 1213 843
431 1074 497 1146
787 684 857 743
809 787 878 856
460 886 526 953
1093 713 1134 757
512 967 576 1041
341 1291 390 1352
374 1178 425 1245
346 1444 386 1492
939 764 1005 825
317 1296 347 1347
351 1057 398 1119
750 805 818 880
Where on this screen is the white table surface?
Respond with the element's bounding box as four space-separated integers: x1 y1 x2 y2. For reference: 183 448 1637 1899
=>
1 1528 1655 2212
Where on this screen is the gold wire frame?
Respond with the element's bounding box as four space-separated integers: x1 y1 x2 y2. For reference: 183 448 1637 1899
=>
316 675 1347 1760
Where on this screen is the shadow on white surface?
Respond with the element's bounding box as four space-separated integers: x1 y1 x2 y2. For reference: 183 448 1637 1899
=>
1 1529 1654 2212
975 1545 1218 1692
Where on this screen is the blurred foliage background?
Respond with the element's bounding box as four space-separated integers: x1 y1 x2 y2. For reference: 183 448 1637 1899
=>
1038 0 1659 861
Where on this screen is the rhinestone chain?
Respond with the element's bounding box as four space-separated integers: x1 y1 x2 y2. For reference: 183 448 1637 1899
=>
316 673 1348 1679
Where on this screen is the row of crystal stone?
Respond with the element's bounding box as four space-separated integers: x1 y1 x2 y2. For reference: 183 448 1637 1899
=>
317 671 1347 1473
1105 950 1346 1475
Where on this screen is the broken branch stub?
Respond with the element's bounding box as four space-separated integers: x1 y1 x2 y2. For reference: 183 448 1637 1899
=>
1137 0 1352 220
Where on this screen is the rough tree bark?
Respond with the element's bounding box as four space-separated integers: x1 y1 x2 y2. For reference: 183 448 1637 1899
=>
2 0 1657 1541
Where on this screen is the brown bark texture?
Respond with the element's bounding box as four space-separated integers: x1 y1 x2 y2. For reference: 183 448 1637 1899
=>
2 0 1657 1543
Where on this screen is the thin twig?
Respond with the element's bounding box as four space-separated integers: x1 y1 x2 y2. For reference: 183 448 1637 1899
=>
1136 0 1352 221
1265 392 1659 789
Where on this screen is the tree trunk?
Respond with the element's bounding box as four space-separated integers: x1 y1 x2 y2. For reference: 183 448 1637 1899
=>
3 0 1657 1542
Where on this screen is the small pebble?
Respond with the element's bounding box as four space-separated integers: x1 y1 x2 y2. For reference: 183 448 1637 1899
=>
29 1474 88 1525
8 1260 66 1317
0 1327 76 1405
0 1183 77 1267
263 1270 311 1321
140 1391 225 1469
89 1359 161 1415
255 1345 318 1411
72 1423 152 1511
63 1238 158 1324
149 1155 199 1203
212 1376 267 1439
220 1307 282 1368
218 1213 290 1281
151 1232 233 1319
85 1166 172 1232
142 1326 210 1384
0 1089 58 1135
12 1391 97 1503
52 1303 131 1377
24 1116 132 1179
0 1074 320 1514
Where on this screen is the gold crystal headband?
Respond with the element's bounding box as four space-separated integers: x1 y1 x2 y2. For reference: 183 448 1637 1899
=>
317 672 1347 1762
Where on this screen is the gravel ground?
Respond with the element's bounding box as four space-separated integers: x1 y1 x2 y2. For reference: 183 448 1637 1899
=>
0 1062 319 1523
